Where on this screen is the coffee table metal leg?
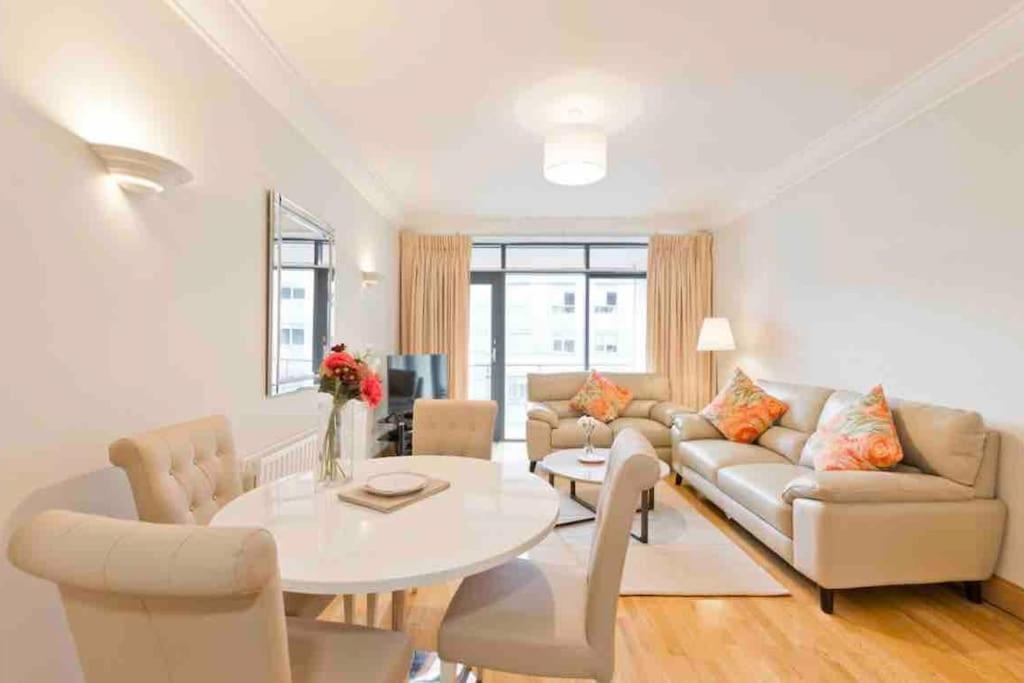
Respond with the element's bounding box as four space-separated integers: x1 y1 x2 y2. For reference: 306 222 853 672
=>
630 488 652 544
570 480 576 498
548 472 554 486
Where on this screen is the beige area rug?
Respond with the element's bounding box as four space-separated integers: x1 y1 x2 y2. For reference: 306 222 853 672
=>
525 480 789 597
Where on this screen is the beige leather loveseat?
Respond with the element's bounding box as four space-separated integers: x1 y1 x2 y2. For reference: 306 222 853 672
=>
526 372 686 467
672 380 1006 613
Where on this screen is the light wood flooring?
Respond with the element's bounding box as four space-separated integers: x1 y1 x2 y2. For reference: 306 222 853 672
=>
322 443 1024 682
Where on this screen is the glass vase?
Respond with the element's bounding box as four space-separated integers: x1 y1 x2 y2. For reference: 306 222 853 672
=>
318 399 353 487
583 431 595 457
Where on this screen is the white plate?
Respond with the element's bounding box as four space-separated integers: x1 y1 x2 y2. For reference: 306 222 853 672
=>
578 453 607 464
364 471 429 497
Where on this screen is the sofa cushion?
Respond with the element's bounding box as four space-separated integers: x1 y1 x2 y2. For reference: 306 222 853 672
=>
718 464 805 537
757 381 834 434
673 414 723 441
569 370 634 422
552 418 614 449
701 368 789 443
602 373 670 402
677 440 789 484
610 418 670 448
547 400 581 419
781 470 975 504
757 426 809 463
802 386 904 472
620 400 657 418
528 373 588 402
889 399 987 487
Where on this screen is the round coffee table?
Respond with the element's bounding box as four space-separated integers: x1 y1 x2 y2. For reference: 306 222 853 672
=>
541 447 669 544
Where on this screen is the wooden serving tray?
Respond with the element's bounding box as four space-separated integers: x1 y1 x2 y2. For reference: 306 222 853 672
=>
337 477 450 513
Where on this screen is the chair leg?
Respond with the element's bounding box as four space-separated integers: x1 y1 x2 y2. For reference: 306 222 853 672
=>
440 660 457 683
529 461 537 473
366 592 378 626
674 472 682 486
965 581 983 604
342 594 355 623
819 587 834 614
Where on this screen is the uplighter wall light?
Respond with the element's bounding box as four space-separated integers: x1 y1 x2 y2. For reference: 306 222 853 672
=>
90 144 193 195
361 270 382 287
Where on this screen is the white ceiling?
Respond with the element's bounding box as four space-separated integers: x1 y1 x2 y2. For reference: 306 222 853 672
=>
235 0 1017 227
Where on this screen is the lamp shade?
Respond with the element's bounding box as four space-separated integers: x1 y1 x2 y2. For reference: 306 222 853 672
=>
697 317 735 351
543 125 607 186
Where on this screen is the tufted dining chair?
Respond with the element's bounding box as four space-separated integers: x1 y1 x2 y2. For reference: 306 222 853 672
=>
437 428 662 682
411 399 498 459
108 415 334 619
7 510 412 683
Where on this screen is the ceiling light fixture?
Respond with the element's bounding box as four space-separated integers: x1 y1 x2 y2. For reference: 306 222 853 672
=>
90 144 193 195
543 124 607 186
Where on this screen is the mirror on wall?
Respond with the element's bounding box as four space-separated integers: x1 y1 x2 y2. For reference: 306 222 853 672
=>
267 191 335 396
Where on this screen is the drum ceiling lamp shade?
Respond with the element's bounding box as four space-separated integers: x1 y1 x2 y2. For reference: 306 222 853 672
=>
543 125 607 186
90 144 193 194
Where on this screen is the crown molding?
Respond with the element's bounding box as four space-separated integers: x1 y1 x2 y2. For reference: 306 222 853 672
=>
722 2 1024 227
164 0 403 223
403 211 705 236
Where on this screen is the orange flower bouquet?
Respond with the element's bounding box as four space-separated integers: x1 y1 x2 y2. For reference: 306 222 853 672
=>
317 343 382 485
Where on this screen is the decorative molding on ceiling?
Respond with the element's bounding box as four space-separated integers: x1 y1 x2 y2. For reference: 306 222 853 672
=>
164 0 403 223
722 2 1024 227
403 212 705 236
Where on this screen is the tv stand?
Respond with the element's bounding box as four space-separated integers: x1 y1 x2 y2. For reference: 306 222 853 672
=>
377 411 413 456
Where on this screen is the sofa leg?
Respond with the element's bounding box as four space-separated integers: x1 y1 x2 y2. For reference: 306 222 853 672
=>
965 581 983 604
674 472 682 486
529 461 537 473
819 587 835 614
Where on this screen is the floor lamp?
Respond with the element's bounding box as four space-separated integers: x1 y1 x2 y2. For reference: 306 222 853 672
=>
697 317 735 391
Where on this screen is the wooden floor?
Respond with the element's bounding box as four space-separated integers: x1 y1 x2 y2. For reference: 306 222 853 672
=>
323 443 1024 682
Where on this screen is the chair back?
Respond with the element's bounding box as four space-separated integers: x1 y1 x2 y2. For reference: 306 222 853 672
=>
411 399 498 459
7 510 292 683
585 429 661 657
109 415 242 525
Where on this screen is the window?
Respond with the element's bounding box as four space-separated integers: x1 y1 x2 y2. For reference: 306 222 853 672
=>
469 243 647 439
280 327 305 345
281 286 306 300
552 338 576 353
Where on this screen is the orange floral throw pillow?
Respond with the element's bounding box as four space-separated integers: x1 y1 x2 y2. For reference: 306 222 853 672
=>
700 369 788 443
569 370 634 423
804 385 904 472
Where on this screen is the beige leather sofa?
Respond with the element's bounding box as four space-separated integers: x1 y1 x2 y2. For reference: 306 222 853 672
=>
671 380 1006 613
526 372 687 467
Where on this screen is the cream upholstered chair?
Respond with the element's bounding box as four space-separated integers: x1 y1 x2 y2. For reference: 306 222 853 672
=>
7 510 412 683
437 428 661 682
412 399 498 459
108 415 334 619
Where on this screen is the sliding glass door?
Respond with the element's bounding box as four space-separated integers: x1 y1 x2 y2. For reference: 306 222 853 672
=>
469 243 648 440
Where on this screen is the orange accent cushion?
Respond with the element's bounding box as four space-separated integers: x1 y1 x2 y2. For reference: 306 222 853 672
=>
700 369 788 443
569 371 634 422
804 385 904 472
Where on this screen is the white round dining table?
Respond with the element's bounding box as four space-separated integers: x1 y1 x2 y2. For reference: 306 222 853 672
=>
210 456 560 595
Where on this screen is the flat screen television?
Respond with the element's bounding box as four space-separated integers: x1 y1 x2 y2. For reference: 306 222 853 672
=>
386 354 449 416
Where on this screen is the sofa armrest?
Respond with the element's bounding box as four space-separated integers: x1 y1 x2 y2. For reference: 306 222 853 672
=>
671 413 722 442
526 403 559 428
781 471 975 505
650 402 691 427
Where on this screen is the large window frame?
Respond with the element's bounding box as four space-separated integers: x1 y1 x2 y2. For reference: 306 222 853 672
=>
470 241 647 440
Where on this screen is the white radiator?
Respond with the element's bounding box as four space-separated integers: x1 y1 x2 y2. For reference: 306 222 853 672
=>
251 431 319 487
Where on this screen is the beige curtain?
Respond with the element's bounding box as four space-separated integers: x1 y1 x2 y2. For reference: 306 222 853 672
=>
646 233 715 409
399 231 472 399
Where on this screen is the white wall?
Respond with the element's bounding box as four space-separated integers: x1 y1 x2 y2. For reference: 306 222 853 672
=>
0 1 397 680
716 57 1024 586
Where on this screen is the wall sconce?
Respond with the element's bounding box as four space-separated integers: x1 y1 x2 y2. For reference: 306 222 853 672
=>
89 144 192 195
361 270 381 287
